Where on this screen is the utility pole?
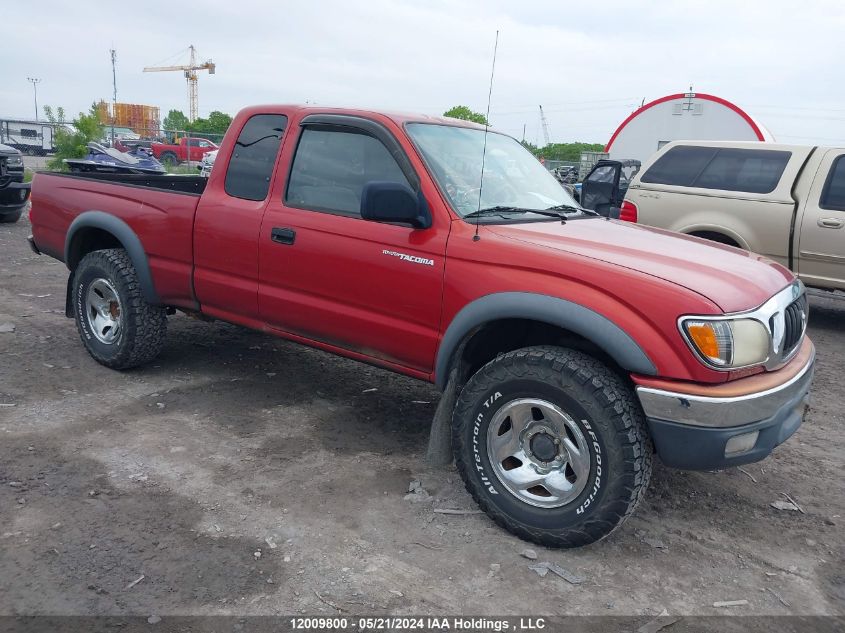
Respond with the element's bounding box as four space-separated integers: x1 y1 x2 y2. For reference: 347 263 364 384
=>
27 77 41 121
110 49 117 144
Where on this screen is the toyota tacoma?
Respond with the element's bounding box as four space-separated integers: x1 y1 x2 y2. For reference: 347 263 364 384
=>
27 106 814 547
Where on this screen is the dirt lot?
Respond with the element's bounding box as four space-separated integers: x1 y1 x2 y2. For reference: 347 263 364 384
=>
1 208 843 618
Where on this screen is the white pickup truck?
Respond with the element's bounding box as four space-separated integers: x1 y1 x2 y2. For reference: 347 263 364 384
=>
611 141 845 292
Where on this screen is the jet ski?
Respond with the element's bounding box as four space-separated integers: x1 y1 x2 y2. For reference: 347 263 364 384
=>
65 142 166 175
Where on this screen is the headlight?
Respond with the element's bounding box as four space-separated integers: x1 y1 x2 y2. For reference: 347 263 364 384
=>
7 155 23 167
681 318 770 369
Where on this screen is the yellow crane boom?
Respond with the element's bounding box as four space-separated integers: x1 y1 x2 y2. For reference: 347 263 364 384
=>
143 45 215 123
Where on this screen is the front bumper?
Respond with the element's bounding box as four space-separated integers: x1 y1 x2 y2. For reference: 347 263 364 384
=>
0 181 32 212
635 339 815 470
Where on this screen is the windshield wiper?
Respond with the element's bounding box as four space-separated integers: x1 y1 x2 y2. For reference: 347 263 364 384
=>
464 206 570 221
545 203 599 216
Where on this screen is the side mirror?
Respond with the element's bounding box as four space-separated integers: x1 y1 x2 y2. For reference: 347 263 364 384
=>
361 181 431 229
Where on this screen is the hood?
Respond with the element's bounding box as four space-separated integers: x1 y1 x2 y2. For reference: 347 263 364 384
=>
0 143 20 156
488 218 794 313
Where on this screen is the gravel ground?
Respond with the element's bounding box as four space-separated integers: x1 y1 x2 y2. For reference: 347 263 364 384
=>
1 207 843 617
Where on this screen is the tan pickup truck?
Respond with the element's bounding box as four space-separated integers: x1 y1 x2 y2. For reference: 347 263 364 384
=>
618 141 845 291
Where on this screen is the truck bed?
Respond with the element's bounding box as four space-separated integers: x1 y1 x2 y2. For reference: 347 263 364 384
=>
56 171 207 195
30 171 203 310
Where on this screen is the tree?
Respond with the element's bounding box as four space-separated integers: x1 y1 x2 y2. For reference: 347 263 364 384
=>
162 109 190 133
443 105 488 126
534 142 605 162
189 110 232 136
44 105 66 124
520 139 539 154
44 104 103 170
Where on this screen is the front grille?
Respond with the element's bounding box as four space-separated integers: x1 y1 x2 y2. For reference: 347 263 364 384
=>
782 295 807 357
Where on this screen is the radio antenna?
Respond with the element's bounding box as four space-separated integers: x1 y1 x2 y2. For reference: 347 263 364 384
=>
474 30 499 242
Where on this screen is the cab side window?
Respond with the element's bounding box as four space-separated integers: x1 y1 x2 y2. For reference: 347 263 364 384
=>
641 146 791 194
820 156 845 211
286 127 411 217
224 114 288 201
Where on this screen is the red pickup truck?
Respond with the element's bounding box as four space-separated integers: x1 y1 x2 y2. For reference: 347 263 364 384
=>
151 137 218 164
28 105 814 547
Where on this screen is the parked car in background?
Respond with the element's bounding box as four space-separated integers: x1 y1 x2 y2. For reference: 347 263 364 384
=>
151 137 218 165
0 143 31 223
619 141 845 292
113 139 155 154
198 149 218 177
29 106 814 548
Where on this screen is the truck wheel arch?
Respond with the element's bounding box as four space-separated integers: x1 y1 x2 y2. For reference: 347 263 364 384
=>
64 211 160 306
434 292 657 390
682 226 746 249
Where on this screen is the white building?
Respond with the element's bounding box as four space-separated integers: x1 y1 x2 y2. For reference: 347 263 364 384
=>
605 92 774 164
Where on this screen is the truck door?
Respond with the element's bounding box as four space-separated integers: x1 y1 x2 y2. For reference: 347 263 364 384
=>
796 148 845 290
258 115 448 374
580 161 623 217
193 114 289 322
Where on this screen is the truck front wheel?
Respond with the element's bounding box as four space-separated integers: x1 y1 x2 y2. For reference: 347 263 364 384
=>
72 249 167 369
452 346 652 547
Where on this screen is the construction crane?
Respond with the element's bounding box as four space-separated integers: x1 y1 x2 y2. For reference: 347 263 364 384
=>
539 105 551 146
143 45 215 122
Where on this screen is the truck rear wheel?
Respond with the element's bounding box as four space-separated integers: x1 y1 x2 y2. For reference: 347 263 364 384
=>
72 249 167 369
452 346 652 547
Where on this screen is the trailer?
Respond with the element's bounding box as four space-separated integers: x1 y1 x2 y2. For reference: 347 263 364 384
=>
0 120 55 155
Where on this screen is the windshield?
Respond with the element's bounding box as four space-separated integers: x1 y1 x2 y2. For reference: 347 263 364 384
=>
406 123 579 218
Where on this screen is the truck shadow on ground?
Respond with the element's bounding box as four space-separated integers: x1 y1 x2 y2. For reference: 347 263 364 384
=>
140 318 438 453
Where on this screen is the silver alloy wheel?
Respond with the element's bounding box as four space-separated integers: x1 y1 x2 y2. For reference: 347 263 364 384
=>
486 398 591 508
86 278 122 344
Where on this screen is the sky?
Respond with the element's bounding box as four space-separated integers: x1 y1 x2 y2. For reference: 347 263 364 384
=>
3 0 845 146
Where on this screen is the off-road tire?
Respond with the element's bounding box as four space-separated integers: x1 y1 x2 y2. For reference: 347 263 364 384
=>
452 346 652 548
72 248 167 369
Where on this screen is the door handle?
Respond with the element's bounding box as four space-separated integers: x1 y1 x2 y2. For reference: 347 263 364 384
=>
271 227 296 244
818 217 844 229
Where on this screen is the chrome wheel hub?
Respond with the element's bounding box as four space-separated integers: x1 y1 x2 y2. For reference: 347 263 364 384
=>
486 398 591 508
86 278 122 344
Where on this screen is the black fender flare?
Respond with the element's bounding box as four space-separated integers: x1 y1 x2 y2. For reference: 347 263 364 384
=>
435 292 656 390
64 211 160 305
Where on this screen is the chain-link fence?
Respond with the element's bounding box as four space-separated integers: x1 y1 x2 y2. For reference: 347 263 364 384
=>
104 126 226 146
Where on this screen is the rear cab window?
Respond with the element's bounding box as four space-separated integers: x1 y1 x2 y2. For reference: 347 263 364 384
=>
820 155 845 211
641 146 791 194
224 114 288 201
285 126 411 217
